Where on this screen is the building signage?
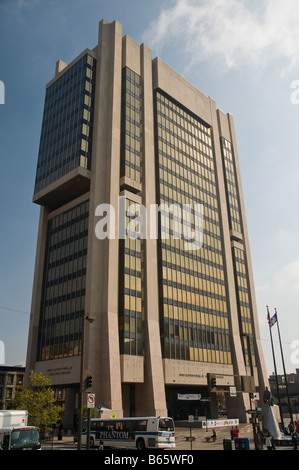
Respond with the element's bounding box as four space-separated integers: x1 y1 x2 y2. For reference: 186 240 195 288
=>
202 419 239 429
177 393 201 401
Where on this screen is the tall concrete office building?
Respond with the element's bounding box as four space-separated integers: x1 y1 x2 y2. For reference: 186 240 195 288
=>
26 20 268 426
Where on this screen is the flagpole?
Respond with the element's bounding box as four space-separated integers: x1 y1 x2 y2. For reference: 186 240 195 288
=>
275 308 293 426
267 306 284 429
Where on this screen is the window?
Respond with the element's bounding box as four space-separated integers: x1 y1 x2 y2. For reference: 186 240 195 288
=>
34 53 96 193
120 67 142 184
36 199 89 361
154 90 231 364
119 196 143 356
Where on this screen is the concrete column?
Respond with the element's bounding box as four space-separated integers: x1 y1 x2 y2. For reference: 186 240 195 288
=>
85 20 123 415
227 114 269 405
25 206 49 383
135 44 167 417
209 104 249 421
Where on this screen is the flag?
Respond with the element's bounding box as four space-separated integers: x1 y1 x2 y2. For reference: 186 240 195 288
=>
268 312 277 327
267 307 271 325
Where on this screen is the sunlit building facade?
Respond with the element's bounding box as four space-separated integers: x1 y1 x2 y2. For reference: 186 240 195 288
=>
26 20 268 427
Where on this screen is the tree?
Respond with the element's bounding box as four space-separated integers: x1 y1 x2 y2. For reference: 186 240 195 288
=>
13 370 63 435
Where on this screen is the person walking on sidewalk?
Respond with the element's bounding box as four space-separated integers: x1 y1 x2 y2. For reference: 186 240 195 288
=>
292 432 298 451
233 426 239 439
265 432 275 450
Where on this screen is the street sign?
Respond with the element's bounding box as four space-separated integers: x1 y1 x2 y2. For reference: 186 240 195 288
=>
87 393 95 408
188 415 194 423
246 408 262 414
230 386 237 397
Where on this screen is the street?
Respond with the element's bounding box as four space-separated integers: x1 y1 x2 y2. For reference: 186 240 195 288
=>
41 423 295 451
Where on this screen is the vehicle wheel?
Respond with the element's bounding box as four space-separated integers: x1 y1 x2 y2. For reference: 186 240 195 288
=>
136 438 146 450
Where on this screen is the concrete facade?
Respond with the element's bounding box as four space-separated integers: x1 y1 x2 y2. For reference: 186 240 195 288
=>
26 20 269 428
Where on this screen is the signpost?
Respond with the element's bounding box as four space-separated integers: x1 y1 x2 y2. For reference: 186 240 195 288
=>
87 393 95 408
188 415 194 450
86 393 95 451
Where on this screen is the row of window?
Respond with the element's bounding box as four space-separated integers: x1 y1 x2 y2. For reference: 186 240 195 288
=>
119 196 143 356
221 138 255 366
163 342 232 364
154 90 231 364
34 54 96 193
156 93 212 142
221 138 242 234
232 246 255 362
121 67 142 184
119 69 143 356
0 374 23 386
37 200 89 361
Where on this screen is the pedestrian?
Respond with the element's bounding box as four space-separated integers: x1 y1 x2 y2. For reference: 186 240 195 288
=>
265 432 275 450
57 420 63 441
233 426 239 439
230 427 234 440
288 421 294 435
292 432 298 451
98 440 104 450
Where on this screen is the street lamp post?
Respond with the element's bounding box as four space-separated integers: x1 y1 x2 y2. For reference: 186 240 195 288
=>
77 315 95 451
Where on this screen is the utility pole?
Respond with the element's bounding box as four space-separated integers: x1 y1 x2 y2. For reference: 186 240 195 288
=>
275 309 293 426
243 334 264 450
77 315 95 450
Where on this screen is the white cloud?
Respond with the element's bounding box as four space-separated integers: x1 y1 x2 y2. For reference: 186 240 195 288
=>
256 259 299 374
274 260 299 291
256 259 299 315
0 0 41 13
143 0 299 75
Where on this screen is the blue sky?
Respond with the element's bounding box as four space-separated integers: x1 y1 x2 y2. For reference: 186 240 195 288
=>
1 0 299 377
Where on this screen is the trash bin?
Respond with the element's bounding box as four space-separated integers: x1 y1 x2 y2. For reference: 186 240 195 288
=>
234 438 250 450
223 439 233 450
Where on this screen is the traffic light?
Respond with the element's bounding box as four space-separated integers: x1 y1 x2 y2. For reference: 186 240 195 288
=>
207 373 217 392
85 375 93 390
207 374 217 392
241 376 255 393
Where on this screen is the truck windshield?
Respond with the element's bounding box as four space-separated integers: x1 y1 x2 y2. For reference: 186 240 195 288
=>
10 429 40 450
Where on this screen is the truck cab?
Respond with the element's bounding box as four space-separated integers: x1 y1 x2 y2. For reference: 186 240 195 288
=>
0 410 41 450
0 426 41 450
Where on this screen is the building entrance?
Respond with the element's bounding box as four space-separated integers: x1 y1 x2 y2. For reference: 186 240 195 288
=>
165 385 210 421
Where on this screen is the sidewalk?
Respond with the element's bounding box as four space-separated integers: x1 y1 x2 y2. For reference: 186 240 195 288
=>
174 423 255 450
174 423 295 450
